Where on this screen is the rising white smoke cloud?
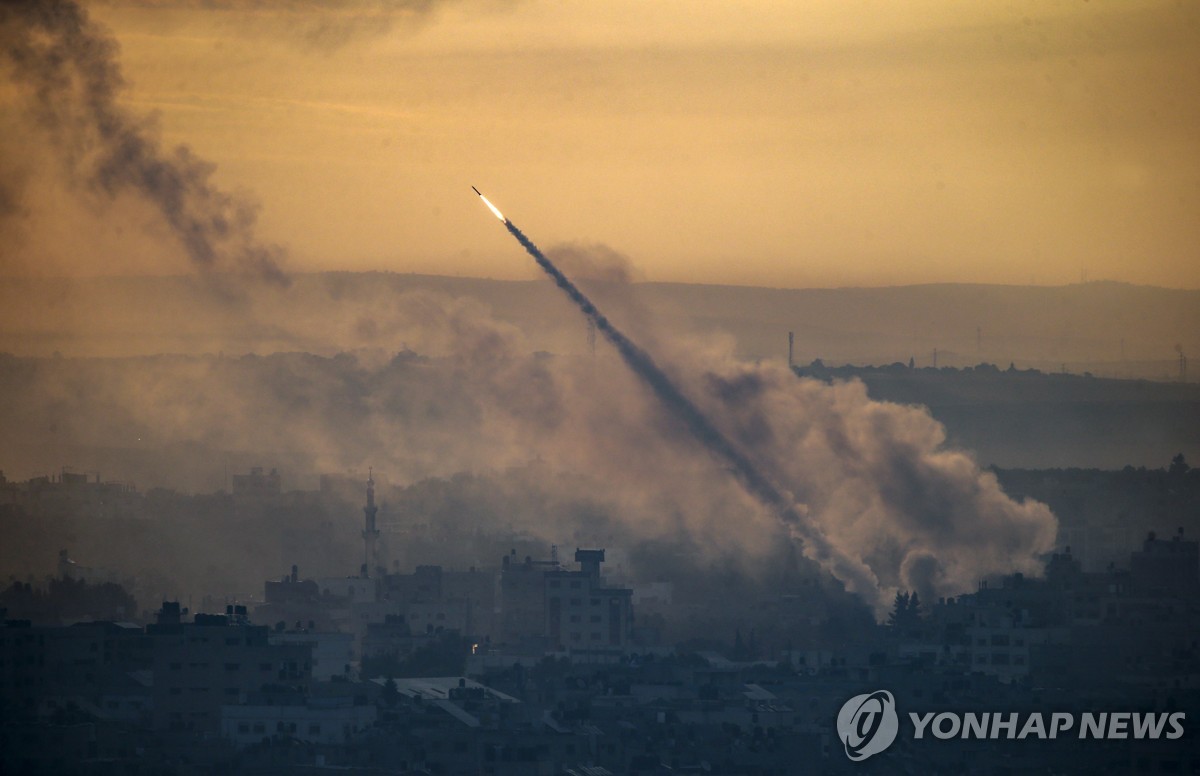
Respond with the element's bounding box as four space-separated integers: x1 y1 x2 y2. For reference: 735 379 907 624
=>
0 265 1058 615
690 358 1058 607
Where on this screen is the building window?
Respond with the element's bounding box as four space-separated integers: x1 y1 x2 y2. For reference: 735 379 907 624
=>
589 615 602 623
570 581 582 589
570 598 582 606
549 580 561 589
570 633 581 642
309 724 321 735
253 723 265 734
591 632 601 641
225 663 239 671
238 723 250 733
569 615 580 623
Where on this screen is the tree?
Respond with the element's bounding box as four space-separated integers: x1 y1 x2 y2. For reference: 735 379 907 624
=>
887 591 910 628
382 676 399 708
887 591 923 633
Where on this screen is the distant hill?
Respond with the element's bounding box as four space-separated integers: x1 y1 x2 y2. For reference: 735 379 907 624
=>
1 274 1195 381
0 273 1197 480
642 280 1197 378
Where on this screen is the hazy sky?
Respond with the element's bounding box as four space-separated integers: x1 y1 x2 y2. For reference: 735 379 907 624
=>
6 0 1200 288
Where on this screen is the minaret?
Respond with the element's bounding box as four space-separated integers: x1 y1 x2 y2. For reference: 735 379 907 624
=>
362 468 379 578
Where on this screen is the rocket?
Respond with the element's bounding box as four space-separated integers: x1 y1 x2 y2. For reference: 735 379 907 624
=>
472 186 507 223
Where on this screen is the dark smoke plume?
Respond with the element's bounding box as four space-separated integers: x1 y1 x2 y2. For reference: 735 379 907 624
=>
0 0 288 284
501 217 880 596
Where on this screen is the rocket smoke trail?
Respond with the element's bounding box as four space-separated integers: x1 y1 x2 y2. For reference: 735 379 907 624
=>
477 189 879 596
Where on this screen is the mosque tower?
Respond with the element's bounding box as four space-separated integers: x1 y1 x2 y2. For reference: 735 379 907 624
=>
362 468 380 578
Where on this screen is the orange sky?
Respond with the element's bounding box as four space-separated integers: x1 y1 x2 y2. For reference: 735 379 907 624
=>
7 0 1200 288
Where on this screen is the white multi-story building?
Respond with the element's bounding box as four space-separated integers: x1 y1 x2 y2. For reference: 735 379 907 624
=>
967 619 1069 683
545 549 633 652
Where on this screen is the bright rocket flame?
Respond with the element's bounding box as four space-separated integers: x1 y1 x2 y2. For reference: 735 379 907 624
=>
479 193 506 223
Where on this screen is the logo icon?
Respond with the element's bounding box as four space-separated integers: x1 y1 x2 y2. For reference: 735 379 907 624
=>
837 690 899 761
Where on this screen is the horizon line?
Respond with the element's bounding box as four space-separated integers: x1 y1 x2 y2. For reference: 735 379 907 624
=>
0 271 1196 294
